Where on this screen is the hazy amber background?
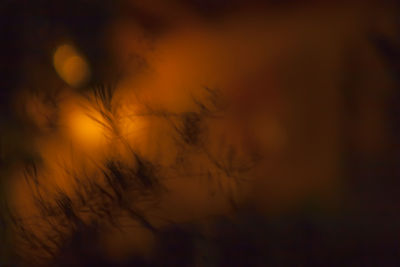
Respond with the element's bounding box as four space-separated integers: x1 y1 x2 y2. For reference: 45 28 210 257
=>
1 0 399 265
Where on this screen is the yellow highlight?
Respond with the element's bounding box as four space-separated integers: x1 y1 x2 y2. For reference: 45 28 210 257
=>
66 106 105 149
53 44 90 87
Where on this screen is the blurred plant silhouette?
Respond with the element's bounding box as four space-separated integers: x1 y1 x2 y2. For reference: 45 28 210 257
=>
1 1 400 266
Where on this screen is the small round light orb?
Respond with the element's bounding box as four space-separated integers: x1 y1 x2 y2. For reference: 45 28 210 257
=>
53 44 90 87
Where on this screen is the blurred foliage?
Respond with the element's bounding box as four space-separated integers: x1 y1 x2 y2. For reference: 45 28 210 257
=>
1 0 400 266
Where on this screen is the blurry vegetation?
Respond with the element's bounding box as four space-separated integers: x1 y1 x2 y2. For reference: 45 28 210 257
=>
1 0 400 266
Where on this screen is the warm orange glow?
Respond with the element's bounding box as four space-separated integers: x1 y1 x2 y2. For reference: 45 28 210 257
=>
67 108 104 148
53 44 90 87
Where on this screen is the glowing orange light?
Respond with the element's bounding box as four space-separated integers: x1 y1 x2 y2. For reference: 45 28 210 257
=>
70 111 104 145
53 44 90 87
65 106 105 149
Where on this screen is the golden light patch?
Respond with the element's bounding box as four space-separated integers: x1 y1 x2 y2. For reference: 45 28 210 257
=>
53 44 90 87
66 107 105 148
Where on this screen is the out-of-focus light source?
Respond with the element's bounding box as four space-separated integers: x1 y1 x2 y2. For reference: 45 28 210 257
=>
66 106 105 149
53 44 91 87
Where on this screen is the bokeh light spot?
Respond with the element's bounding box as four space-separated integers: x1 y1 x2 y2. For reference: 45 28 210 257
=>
53 44 90 87
66 107 105 149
